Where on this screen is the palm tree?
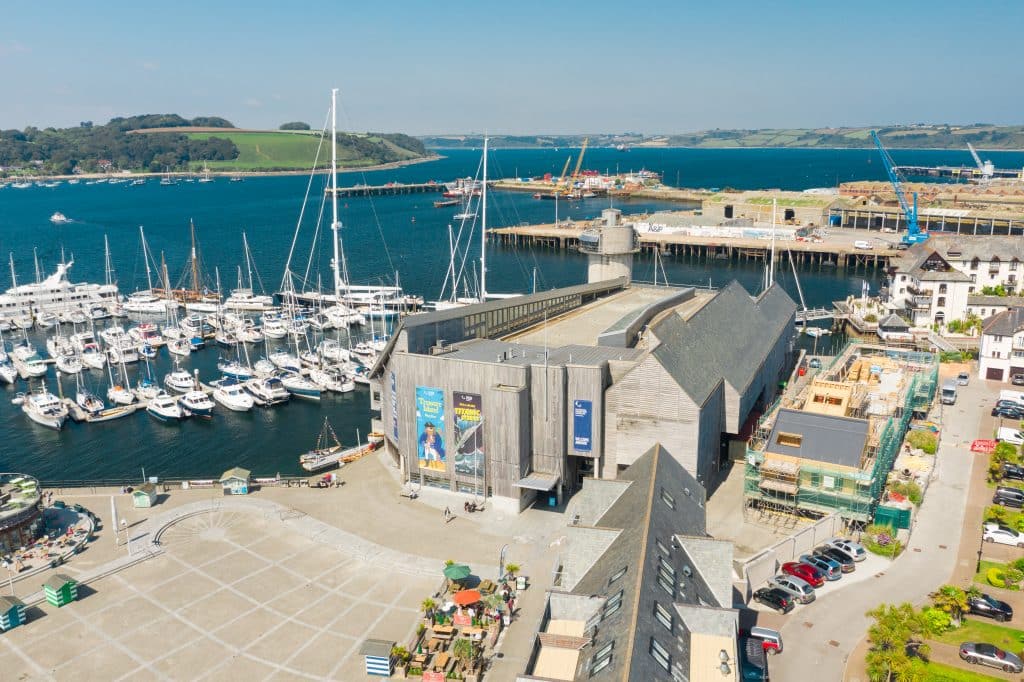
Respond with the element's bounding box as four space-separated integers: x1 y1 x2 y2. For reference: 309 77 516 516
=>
865 603 928 682
929 585 968 626
505 563 520 580
422 597 437 621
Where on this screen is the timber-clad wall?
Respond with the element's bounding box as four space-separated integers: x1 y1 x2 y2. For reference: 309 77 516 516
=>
566 364 606 462
530 365 566 480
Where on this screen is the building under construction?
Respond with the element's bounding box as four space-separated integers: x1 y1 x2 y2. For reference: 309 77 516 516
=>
743 343 938 526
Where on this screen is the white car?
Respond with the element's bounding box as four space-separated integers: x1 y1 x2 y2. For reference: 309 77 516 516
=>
983 524 1024 548
853 240 873 250
768 575 815 604
825 538 867 562
998 427 1024 446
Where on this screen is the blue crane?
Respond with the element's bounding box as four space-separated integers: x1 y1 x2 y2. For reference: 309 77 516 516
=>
871 130 928 245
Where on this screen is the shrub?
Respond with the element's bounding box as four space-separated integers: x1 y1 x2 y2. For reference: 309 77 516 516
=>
994 442 1020 463
864 524 904 556
919 607 953 635
1011 558 1024 573
864 313 878 323
986 505 1009 524
1006 567 1024 587
988 567 1007 588
888 480 923 505
906 430 938 454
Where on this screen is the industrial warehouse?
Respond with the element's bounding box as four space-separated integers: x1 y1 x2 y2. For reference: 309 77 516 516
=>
370 209 797 513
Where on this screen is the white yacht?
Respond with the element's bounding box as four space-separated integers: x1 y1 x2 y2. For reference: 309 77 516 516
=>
244 375 290 405
178 390 215 417
164 365 195 393
123 292 175 314
0 259 118 318
147 391 186 422
278 371 321 400
224 289 276 311
49 212 71 224
308 366 354 393
167 338 191 357
268 348 302 373
22 383 68 429
55 354 82 375
211 377 254 411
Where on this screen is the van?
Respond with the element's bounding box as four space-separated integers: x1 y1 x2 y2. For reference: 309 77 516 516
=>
994 487 1024 508
998 427 1024 446
1000 389 1024 405
854 240 873 250
941 380 957 405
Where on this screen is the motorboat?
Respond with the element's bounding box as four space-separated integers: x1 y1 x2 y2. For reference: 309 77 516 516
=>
138 344 157 360
216 358 253 381
253 357 276 376
164 365 195 393
99 325 129 346
66 309 88 325
211 376 254 411
244 375 290 405
55 354 82 375
129 322 165 347
12 313 33 330
46 334 74 359
0 258 118 322
268 348 301 373
178 390 215 417
318 339 350 363
224 288 275 311
36 312 59 329
167 338 191 357
323 304 365 328
88 305 112 320
188 335 205 351
278 371 321 400
123 292 174 314
22 382 68 429
147 392 186 422
79 343 106 369
261 315 287 339
308 366 354 393
106 345 139 365
306 313 333 332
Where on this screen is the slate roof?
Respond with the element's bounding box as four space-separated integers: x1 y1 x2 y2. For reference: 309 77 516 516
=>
879 314 910 330
442 338 643 367
970 295 1024 308
651 281 796 406
926 234 1024 262
766 409 870 469
983 307 1024 337
219 467 251 482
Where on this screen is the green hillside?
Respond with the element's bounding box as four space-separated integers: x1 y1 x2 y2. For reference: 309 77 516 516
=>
659 124 1024 149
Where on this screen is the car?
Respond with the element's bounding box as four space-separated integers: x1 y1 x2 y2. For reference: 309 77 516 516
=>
799 554 841 581
825 537 867 562
749 626 783 655
895 243 909 251
1002 463 1024 482
780 561 825 588
1014 374 1024 386
808 358 822 369
994 487 1024 508
993 405 1024 419
752 587 794 614
768 574 816 604
854 240 873 250
995 399 1024 410
957 372 970 386
983 523 1024 547
739 636 769 681
812 546 856 572
998 427 1024 446
967 593 1013 622
959 642 1024 673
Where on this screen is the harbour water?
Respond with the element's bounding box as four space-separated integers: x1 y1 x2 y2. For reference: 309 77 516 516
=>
2 147 1021 481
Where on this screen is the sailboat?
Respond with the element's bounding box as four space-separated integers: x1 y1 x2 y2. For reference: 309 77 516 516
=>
106 352 135 405
198 163 214 183
224 233 275 311
74 372 105 415
124 227 177 314
299 418 344 472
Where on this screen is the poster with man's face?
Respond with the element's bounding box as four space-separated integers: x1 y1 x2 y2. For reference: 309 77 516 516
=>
416 386 446 472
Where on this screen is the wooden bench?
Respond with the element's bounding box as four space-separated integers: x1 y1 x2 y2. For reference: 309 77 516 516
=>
433 652 450 672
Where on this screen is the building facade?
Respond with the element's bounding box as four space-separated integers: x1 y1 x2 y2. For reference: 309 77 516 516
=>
979 307 1024 382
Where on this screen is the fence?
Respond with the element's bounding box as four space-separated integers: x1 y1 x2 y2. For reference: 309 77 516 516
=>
736 513 846 600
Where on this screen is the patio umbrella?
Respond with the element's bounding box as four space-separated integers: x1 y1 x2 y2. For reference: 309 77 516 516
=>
443 564 472 581
453 589 482 607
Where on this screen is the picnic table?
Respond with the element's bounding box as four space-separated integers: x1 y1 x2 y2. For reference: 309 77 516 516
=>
432 625 455 640
412 653 428 666
432 652 450 672
478 579 496 595
463 627 486 641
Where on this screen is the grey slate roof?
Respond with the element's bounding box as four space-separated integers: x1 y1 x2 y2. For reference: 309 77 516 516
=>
983 307 1024 337
442 338 643 367
766 409 870 469
651 281 796 406
971 295 1024 308
926 234 1024 263
878 313 910 330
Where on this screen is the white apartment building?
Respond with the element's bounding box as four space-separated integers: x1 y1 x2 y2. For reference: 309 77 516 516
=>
979 308 1024 382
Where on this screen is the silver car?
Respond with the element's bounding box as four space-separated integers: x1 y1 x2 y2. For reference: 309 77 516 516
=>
825 537 867 562
799 554 841 581
768 574 815 604
959 642 1024 673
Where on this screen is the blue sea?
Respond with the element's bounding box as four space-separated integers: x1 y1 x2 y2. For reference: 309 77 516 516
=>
1 147 1020 481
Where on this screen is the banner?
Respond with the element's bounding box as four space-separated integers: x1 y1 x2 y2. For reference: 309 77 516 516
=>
390 371 399 441
416 386 446 472
573 399 592 452
453 392 485 479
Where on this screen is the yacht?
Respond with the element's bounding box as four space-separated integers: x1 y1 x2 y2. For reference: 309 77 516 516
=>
211 377 254 411
216 358 253 381
22 383 68 429
79 343 106 369
147 391 186 422
55 354 82 375
317 339 350 363
178 390 215 417
244 375 290 405
49 212 71 224
36 312 59 329
324 304 365 328
75 374 105 415
308 366 354 393
268 348 302 373
224 289 276 311
123 292 174 314
0 356 17 384
129 322 165 347
106 345 140 365
261 314 287 339
167 337 191 357
164 365 195 393
278 371 321 400
0 259 119 318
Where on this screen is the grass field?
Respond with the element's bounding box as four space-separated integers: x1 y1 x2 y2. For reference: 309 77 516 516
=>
183 131 421 171
931 617 1024 650
923 660 1005 681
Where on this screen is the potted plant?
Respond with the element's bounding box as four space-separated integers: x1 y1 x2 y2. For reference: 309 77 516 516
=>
392 645 412 678
505 562 520 581
422 597 437 624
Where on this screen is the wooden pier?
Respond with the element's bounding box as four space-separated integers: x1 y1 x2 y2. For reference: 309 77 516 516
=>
326 182 444 197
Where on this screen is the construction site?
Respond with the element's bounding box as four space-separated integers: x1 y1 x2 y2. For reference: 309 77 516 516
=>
742 343 939 527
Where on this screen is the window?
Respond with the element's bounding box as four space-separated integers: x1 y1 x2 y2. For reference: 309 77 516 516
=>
590 642 614 676
657 557 676 596
938 284 947 294
826 396 843 406
653 602 673 632
656 538 670 556
602 590 623 619
1013 260 1020 271
649 638 671 672
660 488 675 510
812 395 825 403
971 274 977 283
776 432 803 447
937 297 946 307
971 258 979 270
608 566 627 585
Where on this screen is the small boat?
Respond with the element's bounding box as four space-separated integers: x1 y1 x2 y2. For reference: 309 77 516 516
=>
22 382 68 430
804 327 832 338
67 310 88 325
88 305 112 320
147 391 186 422
167 338 191 357
211 376 254 412
244 375 290 405
79 343 106 369
299 418 343 472
107 383 135 406
178 390 215 417
278 371 321 400
75 388 105 415
216 358 253 381
55 354 83 375
130 178 146 186
269 349 302 373
433 199 459 208
12 313 33 330
188 336 205 351
308 366 354 393
253 357 276 377
0 358 17 384
215 330 237 348
453 211 476 220
138 343 157 360
36 312 59 329
50 212 71 224
164 365 195 393
261 315 288 339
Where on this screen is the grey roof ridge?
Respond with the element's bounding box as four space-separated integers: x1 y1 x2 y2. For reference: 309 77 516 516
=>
674 534 734 608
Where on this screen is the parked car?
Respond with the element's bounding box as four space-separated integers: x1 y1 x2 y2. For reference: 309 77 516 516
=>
983 523 1024 547
1014 374 1024 386
748 626 784 655
1002 463 1024 481
780 561 824 588
812 546 856 572
995 399 1024 411
799 554 841 581
853 240 873 250
752 587 795 614
967 593 1013 622
959 642 1024 673
993 487 1024 508
739 636 770 681
998 427 1024 445
991 405 1024 419
825 538 867 562
956 372 970 386
808 357 822 369
768 575 816 604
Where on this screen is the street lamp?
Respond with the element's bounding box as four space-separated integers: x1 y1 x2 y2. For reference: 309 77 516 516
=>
1 559 13 595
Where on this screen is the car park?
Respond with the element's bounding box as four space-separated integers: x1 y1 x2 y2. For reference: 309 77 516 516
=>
1002 463 1024 482
812 546 855 572
983 523 1024 547
956 372 970 386
799 554 841 581
993 487 1024 508
825 538 867 562
752 587 794 614
967 593 1013 622
768 575 815 604
959 642 1024 673
780 561 824 588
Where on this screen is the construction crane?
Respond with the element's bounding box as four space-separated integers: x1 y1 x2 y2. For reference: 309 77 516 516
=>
967 143 994 179
565 137 589 190
557 155 572 185
870 130 928 246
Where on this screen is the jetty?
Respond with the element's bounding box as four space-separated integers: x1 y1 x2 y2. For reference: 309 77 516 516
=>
325 182 444 197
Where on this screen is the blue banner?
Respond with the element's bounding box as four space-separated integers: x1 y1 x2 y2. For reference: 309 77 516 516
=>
390 371 399 441
416 386 446 472
573 399 592 452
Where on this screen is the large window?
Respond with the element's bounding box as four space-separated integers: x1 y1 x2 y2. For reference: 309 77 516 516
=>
602 590 623 619
657 557 676 597
660 488 675 510
776 432 803 447
649 638 671 672
653 602 673 632
590 642 613 676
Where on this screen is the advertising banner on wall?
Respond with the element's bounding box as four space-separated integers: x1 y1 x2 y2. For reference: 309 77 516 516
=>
416 386 446 472
453 392 485 479
390 371 399 441
573 399 592 452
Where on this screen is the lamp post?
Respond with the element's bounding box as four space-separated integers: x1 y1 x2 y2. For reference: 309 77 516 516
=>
1 559 14 596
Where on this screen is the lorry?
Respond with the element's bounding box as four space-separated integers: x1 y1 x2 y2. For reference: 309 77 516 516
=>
941 380 957 405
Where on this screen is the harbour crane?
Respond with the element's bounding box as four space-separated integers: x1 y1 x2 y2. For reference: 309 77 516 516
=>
557 155 572 187
562 137 589 192
870 130 928 246
967 142 994 179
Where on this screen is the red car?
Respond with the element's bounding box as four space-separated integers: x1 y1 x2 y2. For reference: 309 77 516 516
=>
780 562 824 588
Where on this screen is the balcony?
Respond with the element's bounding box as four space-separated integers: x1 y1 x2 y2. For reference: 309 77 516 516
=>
910 296 932 310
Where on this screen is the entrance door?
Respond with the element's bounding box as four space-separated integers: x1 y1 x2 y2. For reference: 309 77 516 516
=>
987 367 1005 381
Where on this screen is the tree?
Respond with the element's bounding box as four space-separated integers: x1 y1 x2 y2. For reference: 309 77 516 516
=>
865 603 930 682
929 585 968 626
421 597 436 620
505 563 520 579
450 638 478 671
279 121 311 131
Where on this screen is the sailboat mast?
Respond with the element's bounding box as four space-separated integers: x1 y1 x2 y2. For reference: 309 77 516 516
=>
243 232 254 290
330 88 342 300
139 226 154 291
769 197 777 289
481 136 488 301
9 253 17 289
33 248 40 284
104 235 114 286
190 220 199 294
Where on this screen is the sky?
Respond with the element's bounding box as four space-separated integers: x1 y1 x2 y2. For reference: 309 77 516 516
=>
2 0 1022 135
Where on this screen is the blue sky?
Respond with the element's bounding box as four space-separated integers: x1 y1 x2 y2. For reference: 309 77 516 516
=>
2 0 1022 134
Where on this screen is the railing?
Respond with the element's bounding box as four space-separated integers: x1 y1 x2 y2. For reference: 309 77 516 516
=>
40 475 314 492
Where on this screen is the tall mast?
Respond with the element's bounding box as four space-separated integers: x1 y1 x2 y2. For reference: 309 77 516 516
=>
161 252 171 291
33 248 40 284
480 135 488 301
331 88 342 300
104 235 115 286
9 253 17 289
139 226 154 291
769 197 777 289
243 231 254 290
190 219 199 293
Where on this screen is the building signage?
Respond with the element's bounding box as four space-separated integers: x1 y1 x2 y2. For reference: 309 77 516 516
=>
573 399 592 452
390 371 398 441
453 392 485 480
416 386 446 472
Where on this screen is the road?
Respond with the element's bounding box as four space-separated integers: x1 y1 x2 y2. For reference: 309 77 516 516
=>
771 372 984 682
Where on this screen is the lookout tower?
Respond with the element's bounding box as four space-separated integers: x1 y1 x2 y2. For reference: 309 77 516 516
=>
579 208 639 284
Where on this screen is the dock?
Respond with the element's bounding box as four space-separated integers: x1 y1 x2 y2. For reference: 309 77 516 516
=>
895 165 1024 181
326 182 444 197
64 399 141 423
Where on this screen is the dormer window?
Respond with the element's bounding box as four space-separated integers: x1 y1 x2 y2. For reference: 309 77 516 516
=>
947 250 962 258
971 258 980 271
